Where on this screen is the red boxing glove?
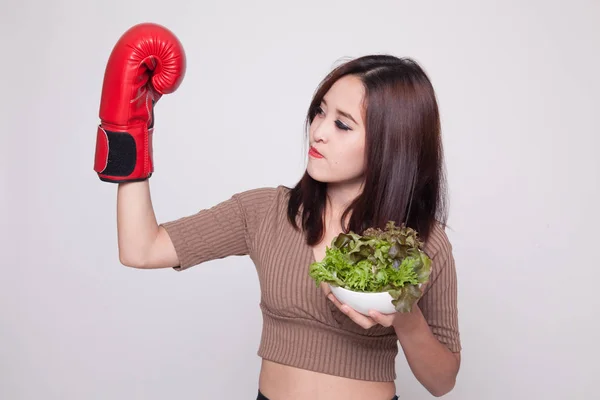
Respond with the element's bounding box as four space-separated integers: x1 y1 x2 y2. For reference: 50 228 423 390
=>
94 23 186 182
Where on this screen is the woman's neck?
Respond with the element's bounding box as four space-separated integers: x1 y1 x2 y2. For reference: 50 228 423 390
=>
324 180 364 228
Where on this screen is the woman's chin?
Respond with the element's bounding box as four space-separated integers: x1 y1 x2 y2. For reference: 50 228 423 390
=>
306 167 330 183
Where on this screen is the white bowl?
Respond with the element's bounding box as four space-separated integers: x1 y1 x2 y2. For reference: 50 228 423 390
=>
328 284 396 316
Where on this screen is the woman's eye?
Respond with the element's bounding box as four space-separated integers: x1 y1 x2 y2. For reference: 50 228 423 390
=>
315 106 324 115
335 120 351 131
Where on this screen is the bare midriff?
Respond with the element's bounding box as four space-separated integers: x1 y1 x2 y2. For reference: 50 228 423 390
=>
258 359 396 400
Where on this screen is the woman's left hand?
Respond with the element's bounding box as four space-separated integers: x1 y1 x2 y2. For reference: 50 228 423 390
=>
326 292 397 328
321 282 426 329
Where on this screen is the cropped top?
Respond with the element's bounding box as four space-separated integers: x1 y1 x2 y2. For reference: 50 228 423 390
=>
160 185 461 382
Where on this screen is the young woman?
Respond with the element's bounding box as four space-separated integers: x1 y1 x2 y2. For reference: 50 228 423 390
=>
97 23 460 400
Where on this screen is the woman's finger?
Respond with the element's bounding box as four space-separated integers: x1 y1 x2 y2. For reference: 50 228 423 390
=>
328 294 376 329
368 310 396 327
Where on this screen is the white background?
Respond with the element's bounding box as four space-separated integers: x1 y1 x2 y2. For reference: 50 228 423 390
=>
2 0 599 398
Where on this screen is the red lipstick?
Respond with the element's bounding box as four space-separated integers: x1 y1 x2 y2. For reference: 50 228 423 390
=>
309 146 324 158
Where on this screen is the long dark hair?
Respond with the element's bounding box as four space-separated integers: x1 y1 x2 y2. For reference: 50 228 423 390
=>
287 55 448 245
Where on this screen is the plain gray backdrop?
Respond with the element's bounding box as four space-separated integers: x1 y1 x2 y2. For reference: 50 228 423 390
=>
2 0 599 398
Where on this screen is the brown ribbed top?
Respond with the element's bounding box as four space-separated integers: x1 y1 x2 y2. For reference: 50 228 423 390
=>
160 186 461 382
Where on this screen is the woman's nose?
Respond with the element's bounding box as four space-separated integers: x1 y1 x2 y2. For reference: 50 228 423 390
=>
312 122 330 143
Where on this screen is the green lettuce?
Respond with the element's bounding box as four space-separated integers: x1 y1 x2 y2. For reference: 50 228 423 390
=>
308 221 431 313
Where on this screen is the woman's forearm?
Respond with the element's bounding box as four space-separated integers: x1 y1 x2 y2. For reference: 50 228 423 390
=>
393 305 460 397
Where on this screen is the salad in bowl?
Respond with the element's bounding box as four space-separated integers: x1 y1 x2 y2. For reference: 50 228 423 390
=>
309 221 431 315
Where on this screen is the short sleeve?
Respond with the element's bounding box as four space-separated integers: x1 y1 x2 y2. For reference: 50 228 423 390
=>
418 225 462 352
159 187 277 271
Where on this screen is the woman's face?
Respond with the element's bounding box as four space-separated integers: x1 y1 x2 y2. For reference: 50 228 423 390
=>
307 75 367 187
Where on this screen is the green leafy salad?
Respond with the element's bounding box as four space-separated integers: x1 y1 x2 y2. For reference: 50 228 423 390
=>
308 221 432 313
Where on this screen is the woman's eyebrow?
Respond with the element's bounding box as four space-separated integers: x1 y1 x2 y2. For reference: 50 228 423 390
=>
322 99 358 125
